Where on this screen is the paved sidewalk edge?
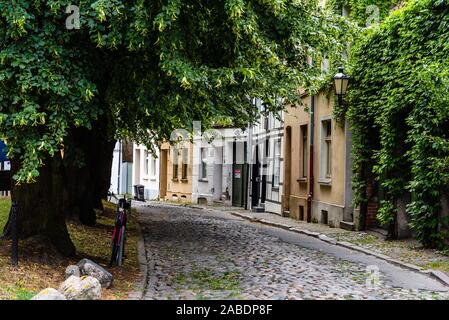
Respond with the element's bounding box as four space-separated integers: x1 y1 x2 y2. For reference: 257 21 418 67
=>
128 215 148 300
226 211 449 288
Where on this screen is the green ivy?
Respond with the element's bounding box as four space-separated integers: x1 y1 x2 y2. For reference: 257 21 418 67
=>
327 0 403 26
337 0 449 248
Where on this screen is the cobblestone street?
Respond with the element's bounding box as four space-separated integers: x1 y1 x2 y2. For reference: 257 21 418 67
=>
138 203 449 300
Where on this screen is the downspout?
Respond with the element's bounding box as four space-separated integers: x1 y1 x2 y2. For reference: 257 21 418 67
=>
245 125 252 210
307 95 315 223
117 140 121 195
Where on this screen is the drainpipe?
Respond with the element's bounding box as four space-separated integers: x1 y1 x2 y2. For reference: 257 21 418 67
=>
306 95 315 223
117 140 122 195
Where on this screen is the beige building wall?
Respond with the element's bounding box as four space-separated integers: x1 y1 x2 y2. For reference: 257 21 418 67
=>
284 90 353 228
160 141 194 202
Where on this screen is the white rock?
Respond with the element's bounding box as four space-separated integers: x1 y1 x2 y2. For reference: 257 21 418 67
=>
77 258 113 288
65 265 81 279
59 275 102 300
31 288 67 300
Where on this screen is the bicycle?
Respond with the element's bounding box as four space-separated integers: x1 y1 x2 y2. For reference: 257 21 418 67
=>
109 196 131 267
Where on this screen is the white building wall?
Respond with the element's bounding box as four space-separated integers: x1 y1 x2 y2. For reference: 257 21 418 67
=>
133 144 160 200
110 141 121 195
192 128 242 206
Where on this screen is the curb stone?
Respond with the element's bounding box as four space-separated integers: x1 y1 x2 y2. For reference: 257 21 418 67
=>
227 211 449 288
128 214 148 300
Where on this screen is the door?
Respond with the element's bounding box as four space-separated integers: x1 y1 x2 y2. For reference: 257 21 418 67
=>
159 149 168 199
284 126 292 212
251 145 260 207
213 147 223 200
232 141 248 207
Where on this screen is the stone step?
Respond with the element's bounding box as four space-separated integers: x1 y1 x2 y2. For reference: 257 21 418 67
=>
282 210 290 217
339 221 355 231
252 206 265 213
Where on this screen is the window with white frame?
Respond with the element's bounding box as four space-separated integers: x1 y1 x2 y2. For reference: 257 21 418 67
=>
273 139 281 188
143 150 149 176
151 155 157 177
301 125 308 178
321 120 332 179
200 147 208 180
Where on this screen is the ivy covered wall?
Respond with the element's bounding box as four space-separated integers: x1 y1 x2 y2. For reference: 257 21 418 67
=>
327 0 403 26
336 0 449 248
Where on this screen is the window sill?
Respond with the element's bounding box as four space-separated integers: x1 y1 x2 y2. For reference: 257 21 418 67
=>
181 178 189 183
172 178 179 182
318 178 332 186
150 177 157 182
198 179 209 183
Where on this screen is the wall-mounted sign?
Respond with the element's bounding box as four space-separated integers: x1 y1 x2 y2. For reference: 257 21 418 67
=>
234 169 241 179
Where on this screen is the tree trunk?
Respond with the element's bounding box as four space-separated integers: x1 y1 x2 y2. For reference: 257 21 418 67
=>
2 111 116 255
63 117 116 225
5 157 76 256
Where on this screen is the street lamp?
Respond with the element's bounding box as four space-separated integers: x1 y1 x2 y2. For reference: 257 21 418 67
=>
334 66 350 105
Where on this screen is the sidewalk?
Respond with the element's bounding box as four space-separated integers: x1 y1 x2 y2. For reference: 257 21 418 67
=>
183 202 449 286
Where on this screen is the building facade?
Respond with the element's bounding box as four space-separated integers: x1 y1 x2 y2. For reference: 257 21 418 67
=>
282 91 354 229
191 127 247 206
132 144 160 200
159 141 194 202
247 99 284 215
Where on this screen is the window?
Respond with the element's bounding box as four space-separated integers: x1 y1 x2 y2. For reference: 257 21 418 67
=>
181 148 189 180
151 156 157 177
172 147 179 180
301 125 308 178
320 57 329 74
200 147 208 180
342 5 351 18
321 210 329 225
273 140 281 188
142 150 149 176
265 138 269 157
299 206 304 221
322 120 332 178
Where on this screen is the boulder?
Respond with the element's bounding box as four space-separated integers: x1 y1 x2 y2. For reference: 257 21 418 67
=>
77 258 113 288
31 288 67 300
59 275 102 300
65 265 81 279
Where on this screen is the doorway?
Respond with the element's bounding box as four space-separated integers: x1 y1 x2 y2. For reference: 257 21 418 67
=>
159 149 168 199
251 145 260 207
232 141 248 207
284 127 292 212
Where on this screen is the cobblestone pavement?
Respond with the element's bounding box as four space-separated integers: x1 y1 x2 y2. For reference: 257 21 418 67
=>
138 203 449 300
191 203 449 277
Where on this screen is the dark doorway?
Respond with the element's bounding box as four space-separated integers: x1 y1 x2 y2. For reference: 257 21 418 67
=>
232 141 248 208
251 145 260 207
284 126 292 212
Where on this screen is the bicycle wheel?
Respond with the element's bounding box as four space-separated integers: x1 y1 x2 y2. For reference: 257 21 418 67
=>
110 243 119 267
117 226 126 266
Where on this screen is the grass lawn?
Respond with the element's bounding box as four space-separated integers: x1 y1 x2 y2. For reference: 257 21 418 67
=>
0 198 141 300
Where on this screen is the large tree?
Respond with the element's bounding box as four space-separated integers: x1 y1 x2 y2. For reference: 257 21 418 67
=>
0 0 350 255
